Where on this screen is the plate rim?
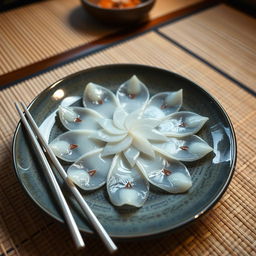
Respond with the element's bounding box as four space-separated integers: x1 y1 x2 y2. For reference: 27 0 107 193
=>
12 63 237 239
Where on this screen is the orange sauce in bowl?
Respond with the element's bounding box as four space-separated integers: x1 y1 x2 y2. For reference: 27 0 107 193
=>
98 0 141 9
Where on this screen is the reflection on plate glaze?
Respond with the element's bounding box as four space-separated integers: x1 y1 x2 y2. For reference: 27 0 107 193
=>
211 124 232 164
17 160 31 171
49 75 213 207
52 89 65 100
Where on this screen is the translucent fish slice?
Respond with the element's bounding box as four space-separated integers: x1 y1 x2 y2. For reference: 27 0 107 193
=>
124 146 140 167
89 129 127 143
113 107 128 130
67 149 112 190
101 136 132 157
131 134 155 158
96 118 126 135
49 130 105 162
157 111 209 137
116 75 149 113
107 154 149 207
132 125 167 142
137 154 192 193
143 90 182 119
83 82 118 118
124 109 143 130
129 117 161 130
58 106 102 131
153 135 213 162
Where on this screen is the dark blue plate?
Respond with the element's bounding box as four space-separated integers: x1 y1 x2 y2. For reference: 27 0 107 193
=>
12 64 236 239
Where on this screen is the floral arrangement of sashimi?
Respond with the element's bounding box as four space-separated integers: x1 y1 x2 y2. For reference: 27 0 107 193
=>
50 75 213 207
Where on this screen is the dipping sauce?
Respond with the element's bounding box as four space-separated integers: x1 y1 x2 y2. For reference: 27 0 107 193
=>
97 0 141 9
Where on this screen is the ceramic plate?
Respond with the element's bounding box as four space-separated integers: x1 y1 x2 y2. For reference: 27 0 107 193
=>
13 64 236 239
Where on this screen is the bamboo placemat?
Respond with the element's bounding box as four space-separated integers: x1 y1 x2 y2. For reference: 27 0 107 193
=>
0 30 255 255
159 4 256 92
0 0 203 76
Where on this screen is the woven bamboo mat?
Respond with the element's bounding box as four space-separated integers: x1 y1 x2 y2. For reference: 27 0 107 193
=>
0 30 255 255
0 0 203 76
159 4 256 92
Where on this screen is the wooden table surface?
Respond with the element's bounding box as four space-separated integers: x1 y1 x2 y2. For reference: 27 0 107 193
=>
0 1 255 255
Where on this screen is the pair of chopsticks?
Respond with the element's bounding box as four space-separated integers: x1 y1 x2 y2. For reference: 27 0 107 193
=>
15 102 117 253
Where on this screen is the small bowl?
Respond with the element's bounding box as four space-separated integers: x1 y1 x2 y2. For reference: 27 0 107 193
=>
81 0 156 25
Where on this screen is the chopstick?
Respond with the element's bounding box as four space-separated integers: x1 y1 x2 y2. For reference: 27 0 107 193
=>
16 102 118 254
15 103 85 249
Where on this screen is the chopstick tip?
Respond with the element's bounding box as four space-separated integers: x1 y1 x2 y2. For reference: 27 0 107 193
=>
14 102 22 114
109 246 118 254
20 101 26 109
